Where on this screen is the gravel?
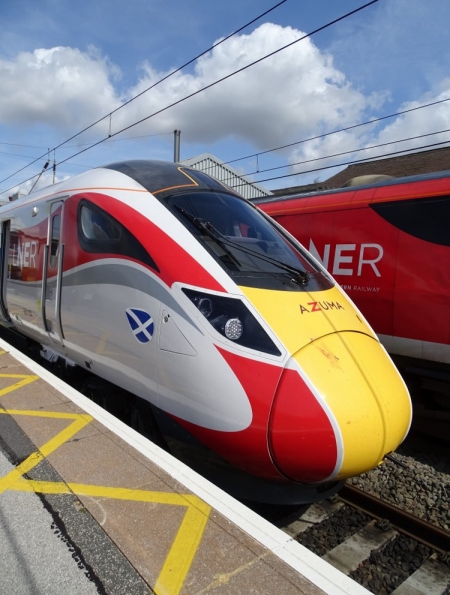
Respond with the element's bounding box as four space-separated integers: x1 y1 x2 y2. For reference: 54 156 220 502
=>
295 436 450 594
347 438 450 531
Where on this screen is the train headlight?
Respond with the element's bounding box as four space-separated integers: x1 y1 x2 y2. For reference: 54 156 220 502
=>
224 317 244 341
182 288 281 356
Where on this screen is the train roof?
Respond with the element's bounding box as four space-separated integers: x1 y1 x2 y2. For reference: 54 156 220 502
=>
254 168 450 205
102 159 241 200
2 160 242 210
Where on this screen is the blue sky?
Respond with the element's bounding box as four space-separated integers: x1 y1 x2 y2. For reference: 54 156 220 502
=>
1 0 450 198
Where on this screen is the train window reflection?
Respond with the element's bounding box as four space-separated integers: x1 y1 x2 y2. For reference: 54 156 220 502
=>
77 200 159 271
80 205 120 241
171 192 311 270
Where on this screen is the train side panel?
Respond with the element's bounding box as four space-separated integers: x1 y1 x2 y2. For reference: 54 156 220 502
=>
2 202 48 343
371 189 450 359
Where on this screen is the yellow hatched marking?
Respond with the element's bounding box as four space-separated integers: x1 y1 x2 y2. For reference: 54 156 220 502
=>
1 409 90 420
10 479 210 595
0 406 211 595
0 413 92 495
155 494 211 595
0 373 40 398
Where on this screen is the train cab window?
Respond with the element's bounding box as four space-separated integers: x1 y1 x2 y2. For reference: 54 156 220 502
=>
50 214 60 268
169 191 333 292
77 200 159 271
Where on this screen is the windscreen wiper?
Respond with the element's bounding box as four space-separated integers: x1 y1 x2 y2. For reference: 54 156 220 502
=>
222 235 310 286
175 206 309 286
175 206 242 268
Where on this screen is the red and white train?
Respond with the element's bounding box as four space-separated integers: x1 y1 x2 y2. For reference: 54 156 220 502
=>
257 170 450 368
0 160 412 502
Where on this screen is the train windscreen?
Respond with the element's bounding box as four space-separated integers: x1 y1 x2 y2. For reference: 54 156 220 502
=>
169 191 333 292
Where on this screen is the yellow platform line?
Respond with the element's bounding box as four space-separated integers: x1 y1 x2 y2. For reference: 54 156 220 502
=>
0 413 92 495
2 409 91 420
0 373 40 398
0 406 211 595
10 478 211 595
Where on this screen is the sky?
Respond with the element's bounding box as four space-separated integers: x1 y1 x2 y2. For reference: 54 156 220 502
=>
1 0 450 198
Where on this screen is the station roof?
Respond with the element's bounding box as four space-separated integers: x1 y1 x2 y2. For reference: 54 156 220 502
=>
272 145 450 196
181 153 272 200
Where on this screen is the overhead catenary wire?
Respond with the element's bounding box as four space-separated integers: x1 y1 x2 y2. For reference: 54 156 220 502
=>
193 95 450 179
0 130 175 153
221 96 450 167
6 129 450 199
0 0 379 195
6 95 450 167
230 137 450 190
56 1 380 167
221 126 450 184
0 0 289 187
5 96 450 182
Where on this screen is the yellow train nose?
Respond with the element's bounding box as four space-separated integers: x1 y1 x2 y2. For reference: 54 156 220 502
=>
293 331 413 480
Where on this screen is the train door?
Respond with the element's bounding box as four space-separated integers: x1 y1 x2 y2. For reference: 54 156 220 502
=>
42 200 65 346
0 221 11 324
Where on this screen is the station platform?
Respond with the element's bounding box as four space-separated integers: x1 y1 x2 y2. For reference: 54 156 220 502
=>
0 337 369 595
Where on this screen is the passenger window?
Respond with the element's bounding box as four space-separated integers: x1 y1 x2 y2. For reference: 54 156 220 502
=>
80 205 120 241
77 199 160 272
50 214 60 268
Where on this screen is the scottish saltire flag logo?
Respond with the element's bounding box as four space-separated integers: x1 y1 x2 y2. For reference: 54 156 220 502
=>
126 308 154 343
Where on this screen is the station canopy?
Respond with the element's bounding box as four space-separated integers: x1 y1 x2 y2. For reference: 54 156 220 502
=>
181 153 272 200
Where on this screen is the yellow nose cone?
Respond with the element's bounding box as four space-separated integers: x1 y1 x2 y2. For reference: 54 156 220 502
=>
295 332 412 480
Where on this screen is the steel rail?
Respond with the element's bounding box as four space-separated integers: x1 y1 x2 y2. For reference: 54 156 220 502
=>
339 484 450 554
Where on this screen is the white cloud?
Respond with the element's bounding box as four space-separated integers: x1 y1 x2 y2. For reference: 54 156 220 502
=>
0 46 120 130
0 23 380 154
3 18 450 193
3 168 71 202
284 83 450 184
116 23 377 151
365 87 450 157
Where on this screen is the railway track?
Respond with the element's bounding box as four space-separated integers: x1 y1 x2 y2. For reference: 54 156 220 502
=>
273 484 450 595
340 485 450 553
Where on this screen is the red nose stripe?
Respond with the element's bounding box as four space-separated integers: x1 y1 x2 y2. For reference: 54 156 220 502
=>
269 368 337 482
173 346 285 480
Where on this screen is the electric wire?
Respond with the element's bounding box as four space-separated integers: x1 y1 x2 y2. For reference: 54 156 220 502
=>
0 141 49 150
0 0 288 186
0 130 174 152
5 97 450 183
224 126 450 183
0 0 378 194
232 137 450 190
8 132 449 199
54 1 380 168
222 96 450 166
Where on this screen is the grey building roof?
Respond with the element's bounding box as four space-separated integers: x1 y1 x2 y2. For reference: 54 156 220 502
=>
181 153 272 200
272 145 450 196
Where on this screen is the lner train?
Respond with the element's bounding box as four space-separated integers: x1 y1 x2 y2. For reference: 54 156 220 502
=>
256 170 450 368
0 160 412 502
